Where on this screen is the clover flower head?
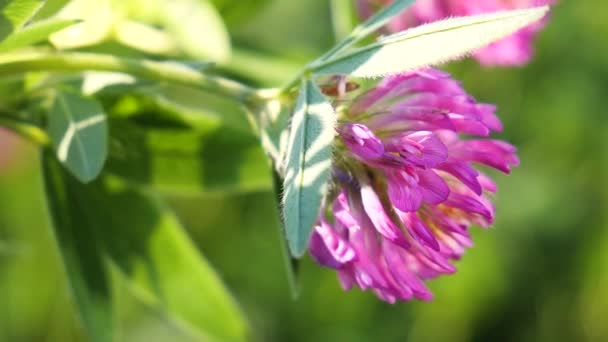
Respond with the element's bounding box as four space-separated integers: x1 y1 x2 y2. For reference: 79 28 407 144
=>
309 69 519 303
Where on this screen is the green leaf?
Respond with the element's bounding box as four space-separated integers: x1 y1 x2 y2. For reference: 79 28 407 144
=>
0 18 78 52
105 119 272 194
282 80 336 258
42 153 248 342
47 90 108 183
49 0 114 49
31 0 69 20
209 0 272 28
258 98 291 175
162 0 230 62
0 0 45 42
313 6 550 77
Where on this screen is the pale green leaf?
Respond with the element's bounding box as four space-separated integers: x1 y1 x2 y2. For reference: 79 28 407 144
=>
314 6 550 77
47 90 108 183
42 155 248 342
113 20 178 56
282 80 336 257
31 0 69 20
162 0 230 62
0 0 45 42
0 18 78 52
49 0 114 49
258 98 290 175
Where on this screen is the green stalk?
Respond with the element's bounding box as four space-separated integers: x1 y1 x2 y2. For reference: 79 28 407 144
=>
0 51 258 101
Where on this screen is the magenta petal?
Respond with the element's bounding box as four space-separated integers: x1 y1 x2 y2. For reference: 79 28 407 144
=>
309 231 343 269
313 220 357 265
438 160 482 195
400 211 440 251
386 170 423 212
445 193 494 222
341 123 385 160
360 182 409 246
418 170 450 204
398 131 448 167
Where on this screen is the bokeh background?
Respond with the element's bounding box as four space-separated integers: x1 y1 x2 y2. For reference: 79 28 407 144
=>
1 0 607 341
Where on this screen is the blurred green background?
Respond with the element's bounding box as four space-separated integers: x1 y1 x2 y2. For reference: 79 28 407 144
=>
1 0 607 341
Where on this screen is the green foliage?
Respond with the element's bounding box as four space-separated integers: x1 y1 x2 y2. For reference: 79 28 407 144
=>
105 119 271 194
0 0 45 42
47 90 108 183
282 80 336 257
43 153 248 342
0 18 78 52
162 0 231 62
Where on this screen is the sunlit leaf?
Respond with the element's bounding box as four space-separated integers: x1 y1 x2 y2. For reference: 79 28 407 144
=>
0 0 45 42
42 154 248 342
47 90 108 183
0 18 79 52
105 119 271 195
313 6 550 77
282 79 336 257
162 0 231 62
31 0 69 20
258 98 290 175
113 20 178 56
49 0 114 49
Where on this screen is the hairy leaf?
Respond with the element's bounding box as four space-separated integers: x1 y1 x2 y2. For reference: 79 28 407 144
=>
47 90 108 183
42 154 248 342
282 80 336 257
314 6 550 77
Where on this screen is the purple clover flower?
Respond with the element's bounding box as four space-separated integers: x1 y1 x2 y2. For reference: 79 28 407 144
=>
357 0 556 66
309 69 519 303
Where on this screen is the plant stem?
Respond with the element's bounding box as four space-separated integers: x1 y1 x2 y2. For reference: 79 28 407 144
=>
0 51 258 101
0 115 49 146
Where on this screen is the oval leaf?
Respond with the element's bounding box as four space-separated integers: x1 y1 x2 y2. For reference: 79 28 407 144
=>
313 6 550 77
282 80 336 257
47 90 108 183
